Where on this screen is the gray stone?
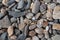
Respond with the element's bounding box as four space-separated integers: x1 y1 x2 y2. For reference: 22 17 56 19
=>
43 0 51 3
32 0 40 14
52 35 60 40
57 0 60 3
0 15 11 28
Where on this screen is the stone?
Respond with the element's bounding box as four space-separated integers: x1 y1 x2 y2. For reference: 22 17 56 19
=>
26 13 33 19
52 35 60 40
47 3 56 9
35 28 44 34
0 0 2 2
35 13 41 20
43 0 51 3
53 5 60 19
53 23 60 30
19 22 26 30
37 19 43 28
29 31 36 37
29 24 36 30
0 30 4 34
7 26 14 36
10 35 17 40
41 37 47 40
10 17 17 23
32 36 39 40
38 34 44 38
40 4 47 13
25 37 31 40
0 15 11 28
1 32 7 40
57 0 60 3
15 29 20 35
17 0 24 9
15 0 20 2
32 0 40 14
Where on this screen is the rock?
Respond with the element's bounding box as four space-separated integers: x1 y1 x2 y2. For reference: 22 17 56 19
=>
52 35 60 40
25 37 31 40
1 32 7 40
40 4 47 13
2 0 9 6
53 23 60 30
37 19 43 28
15 29 20 35
45 26 49 31
7 26 14 36
29 31 36 37
17 0 24 9
38 34 44 38
0 30 4 34
48 3 56 9
32 17 36 21
15 0 20 2
41 37 47 40
57 0 60 3
26 13 33 19
35 28 44 34
35 13 41 20
43 0 51 3
29 24 36 30
53 5 60 19
32 0 40 14
19 22 26 30
10 17 17 23
0 15 11 28
0 0 2 2
10 35 17 40
32 36 39 40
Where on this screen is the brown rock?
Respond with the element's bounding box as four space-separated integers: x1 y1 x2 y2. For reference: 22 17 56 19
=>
7 26 14 36
29 31 36 37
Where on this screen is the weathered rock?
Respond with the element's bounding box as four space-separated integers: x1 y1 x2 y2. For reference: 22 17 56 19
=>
0 15 11 28
41 37 47 40
38 34 44 38
32 36 39 40
7 26 14 36
0 30 4 34
15 0 20 2
32 0 40 14
15 29 20 35
43 0 51 3
26 13 33 19
29 31 36 37
52 35 60 40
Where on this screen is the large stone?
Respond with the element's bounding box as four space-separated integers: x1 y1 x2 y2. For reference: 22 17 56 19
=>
0 15 11 28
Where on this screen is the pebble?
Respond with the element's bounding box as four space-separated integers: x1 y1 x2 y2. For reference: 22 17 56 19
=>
7 26 14 36
35 28 44 34
25 37 31 40
26 13 33 19
32 0 40 14
32 36 39 40
29 24 36 30
29 31 36 37
17 0 24 9
53 5 60 19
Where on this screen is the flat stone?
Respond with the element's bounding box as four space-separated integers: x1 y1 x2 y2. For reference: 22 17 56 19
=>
0 15 11 28
52 35 60 40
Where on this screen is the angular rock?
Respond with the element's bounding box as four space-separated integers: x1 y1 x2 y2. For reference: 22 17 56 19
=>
32 0 40 14
0 15 11 28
